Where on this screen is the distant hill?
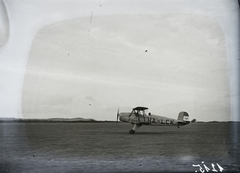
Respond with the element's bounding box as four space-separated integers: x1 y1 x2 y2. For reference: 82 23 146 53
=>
0 117 96 122
193 120 237 123
46 117 96 122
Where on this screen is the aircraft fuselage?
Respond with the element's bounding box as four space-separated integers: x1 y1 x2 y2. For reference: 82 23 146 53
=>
117 107 191 134
119 112 189 126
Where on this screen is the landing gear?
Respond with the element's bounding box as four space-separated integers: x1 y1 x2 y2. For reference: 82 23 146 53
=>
129 124 142 134
129 130 135 134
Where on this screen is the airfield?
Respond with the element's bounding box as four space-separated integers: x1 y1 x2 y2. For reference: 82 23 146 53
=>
0 122 239 173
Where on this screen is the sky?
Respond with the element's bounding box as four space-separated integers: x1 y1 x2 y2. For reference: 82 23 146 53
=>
0 0 239 121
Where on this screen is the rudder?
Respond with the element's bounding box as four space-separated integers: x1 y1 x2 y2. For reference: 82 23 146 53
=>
178 111 189 121
177 111 190 126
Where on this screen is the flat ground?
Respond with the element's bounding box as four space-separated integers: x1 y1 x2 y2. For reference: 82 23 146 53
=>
0 122 239 173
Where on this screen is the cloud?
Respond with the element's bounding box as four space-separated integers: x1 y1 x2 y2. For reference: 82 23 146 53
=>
85 96 95 101
21 14 230 120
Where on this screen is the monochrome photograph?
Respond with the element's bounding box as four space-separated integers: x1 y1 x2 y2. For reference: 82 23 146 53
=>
0 0 239 172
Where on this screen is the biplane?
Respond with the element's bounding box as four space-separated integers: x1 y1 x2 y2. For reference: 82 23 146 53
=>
116 106 191 134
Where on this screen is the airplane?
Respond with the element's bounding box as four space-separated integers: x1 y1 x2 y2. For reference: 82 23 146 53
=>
116 106 192 134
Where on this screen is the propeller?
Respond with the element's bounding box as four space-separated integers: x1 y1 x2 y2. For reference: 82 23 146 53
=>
116 108 120 124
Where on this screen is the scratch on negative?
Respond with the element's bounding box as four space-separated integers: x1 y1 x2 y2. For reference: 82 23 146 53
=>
90 11 93 23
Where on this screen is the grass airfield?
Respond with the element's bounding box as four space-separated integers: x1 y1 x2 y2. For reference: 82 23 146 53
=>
0 122 239 173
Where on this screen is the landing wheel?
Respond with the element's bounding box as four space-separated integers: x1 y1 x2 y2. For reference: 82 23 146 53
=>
129 130 135 134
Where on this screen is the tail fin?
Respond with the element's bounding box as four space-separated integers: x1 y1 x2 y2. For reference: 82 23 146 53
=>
177 111 190 127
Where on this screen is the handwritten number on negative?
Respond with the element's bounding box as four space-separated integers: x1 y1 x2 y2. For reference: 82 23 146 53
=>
192 164 205 173
192 163 224 172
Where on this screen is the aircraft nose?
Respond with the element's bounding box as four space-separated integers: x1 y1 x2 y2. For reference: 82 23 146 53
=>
119 114 129 122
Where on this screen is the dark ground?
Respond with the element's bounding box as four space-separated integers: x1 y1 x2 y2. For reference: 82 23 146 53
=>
0 122 239 173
